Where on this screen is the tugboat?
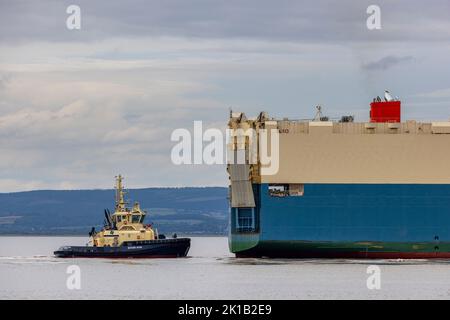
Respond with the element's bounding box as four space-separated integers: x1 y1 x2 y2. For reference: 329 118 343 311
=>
54 175 190 258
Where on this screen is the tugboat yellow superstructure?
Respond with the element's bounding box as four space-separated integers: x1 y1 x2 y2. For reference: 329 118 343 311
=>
54 175 190 258
88 175 156 247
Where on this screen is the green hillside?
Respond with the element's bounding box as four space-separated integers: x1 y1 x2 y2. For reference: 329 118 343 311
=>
0 187 228 235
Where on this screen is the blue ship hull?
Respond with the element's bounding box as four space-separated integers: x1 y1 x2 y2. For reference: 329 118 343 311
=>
229 184 450 258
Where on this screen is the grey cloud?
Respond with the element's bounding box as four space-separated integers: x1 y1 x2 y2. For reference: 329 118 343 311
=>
1 0 450 44
1 1 450 191
362 55 414 71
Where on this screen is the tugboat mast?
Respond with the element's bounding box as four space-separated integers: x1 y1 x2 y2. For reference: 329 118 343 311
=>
115 174 127 212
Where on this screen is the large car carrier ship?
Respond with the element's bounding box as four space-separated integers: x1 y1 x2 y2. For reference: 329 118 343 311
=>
227 92 450 258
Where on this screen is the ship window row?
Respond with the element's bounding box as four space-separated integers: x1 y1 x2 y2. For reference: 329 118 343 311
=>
268 184 304 197
116 215 144 223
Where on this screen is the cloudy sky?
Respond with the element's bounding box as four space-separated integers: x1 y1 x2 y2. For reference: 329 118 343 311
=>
1 0 450 191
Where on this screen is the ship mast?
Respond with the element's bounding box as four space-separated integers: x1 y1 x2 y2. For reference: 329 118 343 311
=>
115 175 127 212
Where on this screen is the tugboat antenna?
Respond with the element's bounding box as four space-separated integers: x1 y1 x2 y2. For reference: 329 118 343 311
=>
115 174 127 211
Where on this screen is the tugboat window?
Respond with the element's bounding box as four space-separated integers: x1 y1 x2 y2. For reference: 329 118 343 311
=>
132 215 140 223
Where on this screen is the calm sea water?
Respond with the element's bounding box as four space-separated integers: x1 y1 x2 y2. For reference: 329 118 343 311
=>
0 236 449 299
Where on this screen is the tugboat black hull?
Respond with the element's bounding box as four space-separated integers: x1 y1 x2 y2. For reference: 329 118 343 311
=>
54 238 190 258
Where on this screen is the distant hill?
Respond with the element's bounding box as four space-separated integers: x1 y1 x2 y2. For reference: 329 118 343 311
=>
0 187 229 235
